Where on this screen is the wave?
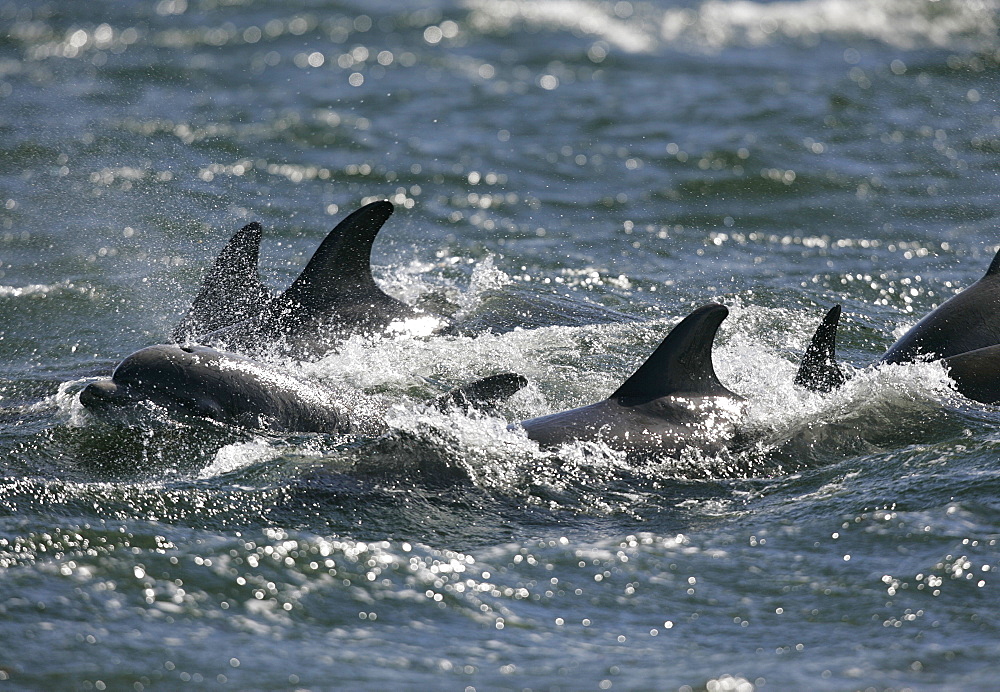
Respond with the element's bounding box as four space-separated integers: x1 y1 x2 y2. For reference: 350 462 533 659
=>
464 0 1000 53
661 0 1000 51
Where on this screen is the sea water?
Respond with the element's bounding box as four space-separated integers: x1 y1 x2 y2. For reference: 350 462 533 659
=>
2 1 999 689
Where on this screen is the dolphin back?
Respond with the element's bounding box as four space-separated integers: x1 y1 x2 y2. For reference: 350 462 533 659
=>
880 247 1000 364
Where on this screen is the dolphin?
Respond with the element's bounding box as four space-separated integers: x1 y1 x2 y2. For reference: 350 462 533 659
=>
880 247 1000 364
80 344 352 432
178 201 428 359
79 344 527 433
794 287 1000 405
515 304 743 459
874 246 1000 404
514 303 854 459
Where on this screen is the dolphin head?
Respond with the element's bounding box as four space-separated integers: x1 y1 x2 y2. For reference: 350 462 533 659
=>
79 378 135 409
80 344 349 432
80 345 229 422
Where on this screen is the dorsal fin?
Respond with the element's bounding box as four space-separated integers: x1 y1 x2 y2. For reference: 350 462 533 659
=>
275 200 395 314
794 305 846 393
985 246 1000 278
435 373 529 413
172 222 271 341
610 304 738 403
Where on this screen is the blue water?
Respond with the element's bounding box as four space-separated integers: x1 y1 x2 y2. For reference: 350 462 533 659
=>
2 0 1000 689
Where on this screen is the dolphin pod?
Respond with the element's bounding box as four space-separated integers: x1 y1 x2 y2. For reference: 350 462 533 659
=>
81 201 526 433
78 197 1000 459
175 200 427 359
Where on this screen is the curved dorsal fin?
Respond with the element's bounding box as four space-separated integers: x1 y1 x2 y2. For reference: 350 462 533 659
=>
610 304 738 403
435 373 529 413
794 305 846 393
276 200 394 313
172 222 271 341
985 246 1000 279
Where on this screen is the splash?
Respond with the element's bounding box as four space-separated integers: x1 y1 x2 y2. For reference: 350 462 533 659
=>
199 438 284 479
0 280 91 299
452 255 513 319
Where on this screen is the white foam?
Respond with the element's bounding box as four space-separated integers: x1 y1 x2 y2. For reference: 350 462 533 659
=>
199 438 283 479
453 255 513 320
464 0 657 52
38 378 95 425
465 0 1000 53
663 0 1000 51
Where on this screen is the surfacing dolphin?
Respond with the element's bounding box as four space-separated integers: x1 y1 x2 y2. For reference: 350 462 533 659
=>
81 344 350 432
176 200 431 360
80 343 527 433
880 247 1000 365
514 303 849 459
877 246 1000 404
856 246 1000 403
793 247 1000 406
514 304 744 459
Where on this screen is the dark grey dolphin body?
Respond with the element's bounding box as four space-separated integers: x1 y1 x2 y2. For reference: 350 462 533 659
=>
877 247 1000 404
881 248 1000 364
516 304 744 459
80 344 527 433
792 248 1000 405
176 201 426 360
816 307 1000 406
80 344 352 432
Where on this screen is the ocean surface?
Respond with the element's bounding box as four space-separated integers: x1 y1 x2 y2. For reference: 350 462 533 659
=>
2 0 999 689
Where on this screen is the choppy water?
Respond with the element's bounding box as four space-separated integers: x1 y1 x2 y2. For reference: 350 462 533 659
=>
2 0 1000 689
